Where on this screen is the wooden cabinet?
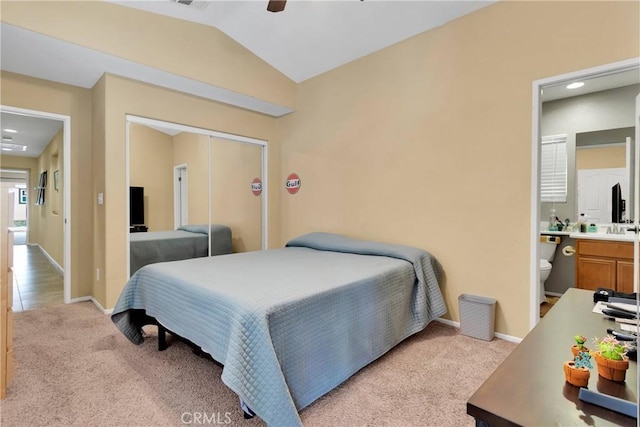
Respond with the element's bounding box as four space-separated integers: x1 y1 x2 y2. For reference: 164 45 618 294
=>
0 192 14 399
616 260 635 294
575 239 636 293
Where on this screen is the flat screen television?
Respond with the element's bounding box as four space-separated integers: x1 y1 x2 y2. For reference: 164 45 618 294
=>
130 186 145 226
611 182 625 223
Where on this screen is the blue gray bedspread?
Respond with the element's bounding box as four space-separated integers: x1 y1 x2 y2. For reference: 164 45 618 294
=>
129 224 232 274
112 232 446 426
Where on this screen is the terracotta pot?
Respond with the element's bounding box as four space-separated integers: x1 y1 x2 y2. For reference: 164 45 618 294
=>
594 352 629 382
571 345 590 358
563 361 590 387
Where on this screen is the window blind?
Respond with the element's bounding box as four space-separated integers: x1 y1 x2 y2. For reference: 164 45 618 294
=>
540 134 567 203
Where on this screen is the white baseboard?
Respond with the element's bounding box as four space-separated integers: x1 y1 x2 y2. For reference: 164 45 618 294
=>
90 297 113 314
34 244 64 274
434 317 522 344
545 291 564 298
66 296 113 314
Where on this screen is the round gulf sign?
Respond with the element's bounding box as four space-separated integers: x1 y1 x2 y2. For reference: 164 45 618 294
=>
251 178 262 196
285 173 301 194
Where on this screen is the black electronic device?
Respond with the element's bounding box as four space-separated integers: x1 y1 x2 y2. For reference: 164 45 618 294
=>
129 186 145 226
601 308 637 319
593 287 638 303
606 328 638 341
611 182 625 223
627 344 637 361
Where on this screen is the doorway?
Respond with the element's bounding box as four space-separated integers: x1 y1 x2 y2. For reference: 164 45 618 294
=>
0 106 71 307
174 164 188 229
530 58 640 328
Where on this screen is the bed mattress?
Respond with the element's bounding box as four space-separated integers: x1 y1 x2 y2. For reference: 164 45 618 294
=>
113 232 446 426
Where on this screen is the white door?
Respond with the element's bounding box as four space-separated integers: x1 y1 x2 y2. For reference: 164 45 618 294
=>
174 165 188 229
633 94 640 293
577 168 627 224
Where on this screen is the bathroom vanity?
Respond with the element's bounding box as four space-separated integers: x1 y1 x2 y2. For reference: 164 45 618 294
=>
572 233 636 294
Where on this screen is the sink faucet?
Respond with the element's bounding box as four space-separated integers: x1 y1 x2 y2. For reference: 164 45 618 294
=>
606 224 627 234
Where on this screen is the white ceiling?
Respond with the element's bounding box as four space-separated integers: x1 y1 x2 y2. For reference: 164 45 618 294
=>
106 0 496 83
0 113 63 158
0 0 639 157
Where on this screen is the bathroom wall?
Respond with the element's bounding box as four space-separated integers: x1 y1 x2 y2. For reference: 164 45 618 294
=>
541 234 575 296
540 84 639 296
541 84 639 224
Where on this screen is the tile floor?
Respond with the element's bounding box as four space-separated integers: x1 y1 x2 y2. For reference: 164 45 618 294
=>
12 244 64 312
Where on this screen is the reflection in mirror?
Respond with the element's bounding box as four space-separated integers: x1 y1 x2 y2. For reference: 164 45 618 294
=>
211 137 263 253
576 127 634 224
127 116 268 277
541 74 640 228
129 123 210 231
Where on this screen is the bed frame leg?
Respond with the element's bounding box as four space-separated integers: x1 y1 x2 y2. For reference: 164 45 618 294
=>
158 324 168 351
240 400 255 419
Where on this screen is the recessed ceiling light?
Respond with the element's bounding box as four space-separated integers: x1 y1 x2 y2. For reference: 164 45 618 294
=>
0 142 27 152
566 82 585 90
2 137 13 142
2 129 17 133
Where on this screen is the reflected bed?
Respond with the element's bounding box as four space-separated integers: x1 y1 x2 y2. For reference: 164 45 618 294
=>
129 224 232 274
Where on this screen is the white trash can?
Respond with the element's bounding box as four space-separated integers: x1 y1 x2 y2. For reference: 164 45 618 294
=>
458 294 496 341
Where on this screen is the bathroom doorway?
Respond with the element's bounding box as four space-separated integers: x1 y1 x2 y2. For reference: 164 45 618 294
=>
530 58 640 328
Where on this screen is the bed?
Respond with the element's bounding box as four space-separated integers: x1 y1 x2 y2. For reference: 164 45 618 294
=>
129 224 232 274
112 232 446 426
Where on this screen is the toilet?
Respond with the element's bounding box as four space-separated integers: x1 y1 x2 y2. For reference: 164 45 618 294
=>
539 235 560 305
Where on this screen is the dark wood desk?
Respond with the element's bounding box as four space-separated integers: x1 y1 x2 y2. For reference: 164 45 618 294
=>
467 288 637 426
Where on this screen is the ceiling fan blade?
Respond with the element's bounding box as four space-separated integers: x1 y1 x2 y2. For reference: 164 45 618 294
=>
267 0 286 13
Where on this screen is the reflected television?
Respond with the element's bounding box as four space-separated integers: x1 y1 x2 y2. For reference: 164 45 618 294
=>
611 182 625 223
130 186 145 226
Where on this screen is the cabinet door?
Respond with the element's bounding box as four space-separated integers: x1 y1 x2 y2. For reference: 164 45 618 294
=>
617 260 636 294
576 257 616 291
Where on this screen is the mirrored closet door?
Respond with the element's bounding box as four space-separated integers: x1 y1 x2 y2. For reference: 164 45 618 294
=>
126 115 268 277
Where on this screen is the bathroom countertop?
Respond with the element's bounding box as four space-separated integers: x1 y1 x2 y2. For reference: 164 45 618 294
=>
540 230 572 236
569 232 637 242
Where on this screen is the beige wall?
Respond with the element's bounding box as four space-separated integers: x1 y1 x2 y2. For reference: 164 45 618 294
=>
33 130 64 267
1 71 94 300
277 1 639 338
91 75 106 305
172 133 210 226
577 145 626 170
211 138 263 252
129 124 174 231
99 74 279 308
0 0 296 111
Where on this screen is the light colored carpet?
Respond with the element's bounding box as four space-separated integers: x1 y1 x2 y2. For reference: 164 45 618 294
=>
1 302 516 427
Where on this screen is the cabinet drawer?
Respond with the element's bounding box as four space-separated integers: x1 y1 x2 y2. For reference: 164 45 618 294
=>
576 240 633 259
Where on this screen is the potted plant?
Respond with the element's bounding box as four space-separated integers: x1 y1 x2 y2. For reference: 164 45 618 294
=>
571 335 589 357
564 350 592 387
592 335 630 382
564 335 592 387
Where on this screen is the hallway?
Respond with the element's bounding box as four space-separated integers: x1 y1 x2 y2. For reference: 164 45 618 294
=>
12 244 64 312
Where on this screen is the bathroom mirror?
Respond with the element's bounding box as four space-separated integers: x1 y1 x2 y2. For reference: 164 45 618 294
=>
540 70 640 226
126 116 268 277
